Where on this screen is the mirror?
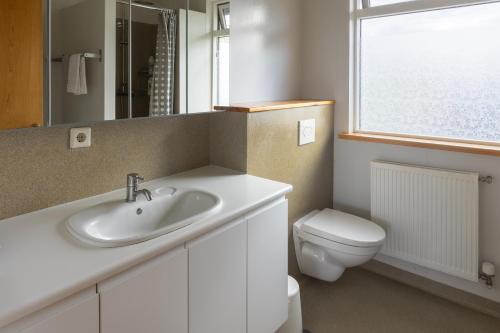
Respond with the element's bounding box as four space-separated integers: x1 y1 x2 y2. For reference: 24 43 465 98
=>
0 0 230 130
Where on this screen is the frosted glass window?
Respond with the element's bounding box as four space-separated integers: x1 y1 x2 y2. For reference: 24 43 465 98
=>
359 2 500 142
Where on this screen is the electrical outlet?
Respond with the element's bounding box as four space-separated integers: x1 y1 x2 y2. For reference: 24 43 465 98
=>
299 119 315 146
70 128 91 149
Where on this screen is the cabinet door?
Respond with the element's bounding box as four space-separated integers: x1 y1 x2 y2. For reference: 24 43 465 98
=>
188 219 247 333
247 199 289 333
99 247 188 333
0 288 98 333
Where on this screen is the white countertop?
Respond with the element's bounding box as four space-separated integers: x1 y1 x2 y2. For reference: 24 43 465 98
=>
0 166 293 327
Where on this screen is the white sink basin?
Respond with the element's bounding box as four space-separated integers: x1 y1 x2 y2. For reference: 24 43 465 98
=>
66 187 222 247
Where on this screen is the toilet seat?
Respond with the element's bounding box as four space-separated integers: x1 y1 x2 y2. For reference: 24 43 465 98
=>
297 229 379 256
301 209 385 248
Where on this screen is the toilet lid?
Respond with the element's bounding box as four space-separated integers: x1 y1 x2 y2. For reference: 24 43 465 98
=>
302 209 386 247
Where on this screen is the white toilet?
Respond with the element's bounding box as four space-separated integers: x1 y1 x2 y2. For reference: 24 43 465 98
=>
293 208 386 282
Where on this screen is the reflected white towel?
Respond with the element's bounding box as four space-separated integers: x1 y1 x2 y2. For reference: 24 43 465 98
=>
67 54 87 95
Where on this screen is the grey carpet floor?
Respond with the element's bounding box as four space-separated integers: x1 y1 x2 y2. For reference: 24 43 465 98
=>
300 268 500 333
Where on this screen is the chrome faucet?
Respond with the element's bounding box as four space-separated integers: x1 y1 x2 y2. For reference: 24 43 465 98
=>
126 173 153 202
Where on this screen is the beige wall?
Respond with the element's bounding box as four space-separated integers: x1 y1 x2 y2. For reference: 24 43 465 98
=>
210 105 335 276
247 106 334 222
0 115 210 220
209 111 247 172
247 105 334 276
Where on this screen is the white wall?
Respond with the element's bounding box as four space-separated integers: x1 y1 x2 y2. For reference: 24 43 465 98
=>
188 10 212 113
230 0 303 103
176 9 212 114
60 0 114 123
302 0 500 303
104 0 116 121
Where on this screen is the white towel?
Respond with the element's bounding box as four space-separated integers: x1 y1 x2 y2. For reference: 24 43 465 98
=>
67 54 87 95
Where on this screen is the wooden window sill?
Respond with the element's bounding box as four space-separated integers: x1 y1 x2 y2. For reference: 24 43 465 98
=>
214 100 336 113
339 132 500 157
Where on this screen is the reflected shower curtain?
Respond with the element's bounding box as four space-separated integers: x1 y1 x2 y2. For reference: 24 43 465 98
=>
150 10 177 116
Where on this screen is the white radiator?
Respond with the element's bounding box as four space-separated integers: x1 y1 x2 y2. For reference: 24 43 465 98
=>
370 161 479 281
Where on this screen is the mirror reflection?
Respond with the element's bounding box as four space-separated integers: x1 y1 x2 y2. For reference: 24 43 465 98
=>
187 0 230 115
115 1 183 119
50 0 190 124
0 0 230 130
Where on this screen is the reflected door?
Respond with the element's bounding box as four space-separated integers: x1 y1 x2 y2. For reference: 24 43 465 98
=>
0 0 44 129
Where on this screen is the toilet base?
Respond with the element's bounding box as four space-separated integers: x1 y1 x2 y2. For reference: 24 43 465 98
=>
299 242 346 282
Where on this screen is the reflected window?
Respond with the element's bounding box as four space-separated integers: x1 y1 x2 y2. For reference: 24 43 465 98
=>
217 2 230 29
363 0 416 7
213 1 230 106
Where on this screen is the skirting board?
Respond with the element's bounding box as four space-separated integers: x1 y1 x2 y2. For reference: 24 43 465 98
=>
362 259 500 319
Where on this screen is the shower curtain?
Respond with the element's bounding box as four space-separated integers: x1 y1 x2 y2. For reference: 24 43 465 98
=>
150 10 177 116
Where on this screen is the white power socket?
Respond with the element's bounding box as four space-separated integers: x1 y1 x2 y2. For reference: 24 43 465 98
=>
70 128 92 149
299 119 316 146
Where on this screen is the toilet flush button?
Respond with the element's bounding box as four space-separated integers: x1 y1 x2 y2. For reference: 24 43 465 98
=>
299 119 315 146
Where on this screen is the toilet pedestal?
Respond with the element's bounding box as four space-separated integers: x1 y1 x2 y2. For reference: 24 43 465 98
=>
277 276 302 333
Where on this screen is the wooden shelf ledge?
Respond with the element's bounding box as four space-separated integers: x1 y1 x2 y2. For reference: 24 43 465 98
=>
339 132 500 157
214 100 336 113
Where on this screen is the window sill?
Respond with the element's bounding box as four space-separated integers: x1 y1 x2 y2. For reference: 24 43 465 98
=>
214 100 336 113
338 132 500 157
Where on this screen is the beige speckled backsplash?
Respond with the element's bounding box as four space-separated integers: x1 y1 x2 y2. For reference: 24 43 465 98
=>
246 105 334 276
209 105 335 276
0 114 210 220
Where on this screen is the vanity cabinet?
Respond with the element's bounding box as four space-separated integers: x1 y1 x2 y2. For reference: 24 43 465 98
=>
2 198 289 333
247 200 289 333
188 219 247 333
187 199 288 333
98 247 188 333
0 288 98 333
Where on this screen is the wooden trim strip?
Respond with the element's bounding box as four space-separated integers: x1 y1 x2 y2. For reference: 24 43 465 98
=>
339 132 500 157
354 130 500 147
214 100 336 113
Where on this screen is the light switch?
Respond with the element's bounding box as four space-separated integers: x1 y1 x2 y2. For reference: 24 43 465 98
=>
299 119 315 146
70 127 92 149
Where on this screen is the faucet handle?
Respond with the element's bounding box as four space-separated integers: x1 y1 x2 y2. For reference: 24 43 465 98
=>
127 173 144 186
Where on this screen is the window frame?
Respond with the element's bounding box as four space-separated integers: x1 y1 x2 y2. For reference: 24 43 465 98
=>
350 0 500 146
217 2 230 30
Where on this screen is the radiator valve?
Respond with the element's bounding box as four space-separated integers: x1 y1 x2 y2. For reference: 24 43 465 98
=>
479 262 495 289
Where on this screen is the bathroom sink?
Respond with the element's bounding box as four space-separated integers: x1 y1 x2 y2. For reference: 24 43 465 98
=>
66 187 222 247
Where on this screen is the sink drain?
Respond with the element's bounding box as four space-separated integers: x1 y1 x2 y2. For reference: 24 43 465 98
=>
136 208 143 215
